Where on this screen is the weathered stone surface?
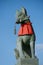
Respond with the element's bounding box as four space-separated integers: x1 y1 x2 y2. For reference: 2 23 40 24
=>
16 57 39 65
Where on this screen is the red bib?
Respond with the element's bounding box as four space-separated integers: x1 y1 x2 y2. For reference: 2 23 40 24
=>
18 22 34 36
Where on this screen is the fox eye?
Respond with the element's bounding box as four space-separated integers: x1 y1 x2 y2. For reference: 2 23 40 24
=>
20 19 21 22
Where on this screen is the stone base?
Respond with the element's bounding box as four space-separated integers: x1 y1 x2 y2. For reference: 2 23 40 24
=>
16 57 39 65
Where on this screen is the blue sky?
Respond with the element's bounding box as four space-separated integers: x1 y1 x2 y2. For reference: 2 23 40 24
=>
0 0 43 65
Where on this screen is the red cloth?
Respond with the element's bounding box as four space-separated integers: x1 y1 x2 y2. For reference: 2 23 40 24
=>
18 22 34 36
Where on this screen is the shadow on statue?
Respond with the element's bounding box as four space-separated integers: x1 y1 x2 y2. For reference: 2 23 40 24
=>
22 42 31 58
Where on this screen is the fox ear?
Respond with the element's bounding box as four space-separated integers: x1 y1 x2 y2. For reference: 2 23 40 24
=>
16 10 20 16
21 7 25 14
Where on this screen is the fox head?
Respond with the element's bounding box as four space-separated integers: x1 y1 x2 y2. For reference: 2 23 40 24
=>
16 7 29 24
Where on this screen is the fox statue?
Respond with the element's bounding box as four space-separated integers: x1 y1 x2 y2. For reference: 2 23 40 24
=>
14 7 36 59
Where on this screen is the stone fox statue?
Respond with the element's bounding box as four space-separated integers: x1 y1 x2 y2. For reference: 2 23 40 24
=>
14 7 36 59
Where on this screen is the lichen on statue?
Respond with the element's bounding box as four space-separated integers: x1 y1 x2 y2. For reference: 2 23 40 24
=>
14 7 36 59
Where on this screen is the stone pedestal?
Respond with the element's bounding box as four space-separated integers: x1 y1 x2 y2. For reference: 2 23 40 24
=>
16 57 39 65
